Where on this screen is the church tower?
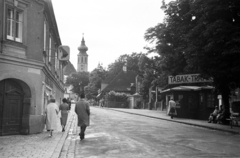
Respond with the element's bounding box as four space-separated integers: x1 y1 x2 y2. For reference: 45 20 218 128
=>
77 34 88 72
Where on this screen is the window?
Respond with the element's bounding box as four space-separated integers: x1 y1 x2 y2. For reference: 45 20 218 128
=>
42 17 47 63
188 95 197 108
207 94 215 108
60 64 62 81
176 95 183 107
81 57 83 63
7 7 23 42
48 35 52 63
44 19 47 51
55 47 59 71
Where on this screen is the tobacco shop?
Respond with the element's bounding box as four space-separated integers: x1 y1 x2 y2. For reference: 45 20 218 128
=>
160 74 218 120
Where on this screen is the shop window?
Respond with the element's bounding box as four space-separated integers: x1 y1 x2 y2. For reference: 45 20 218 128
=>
7 7 23 42
176 95 183 107
207 94 215 108
188 95 197 108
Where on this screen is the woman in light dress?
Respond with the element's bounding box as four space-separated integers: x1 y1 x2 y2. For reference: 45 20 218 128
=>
45 98 59 137
59 98 70 132
167 97 177 119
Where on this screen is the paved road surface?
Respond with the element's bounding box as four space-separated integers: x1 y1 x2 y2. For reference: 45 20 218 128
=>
61 106 240 158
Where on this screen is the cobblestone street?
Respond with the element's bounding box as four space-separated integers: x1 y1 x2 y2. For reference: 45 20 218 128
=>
1 105 240 158
60 106 240 158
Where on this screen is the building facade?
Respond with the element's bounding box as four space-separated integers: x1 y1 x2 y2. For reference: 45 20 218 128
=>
0 0 68 135
77 36 88 72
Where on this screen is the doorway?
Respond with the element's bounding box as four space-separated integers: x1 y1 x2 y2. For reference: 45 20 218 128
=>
0 79 24 135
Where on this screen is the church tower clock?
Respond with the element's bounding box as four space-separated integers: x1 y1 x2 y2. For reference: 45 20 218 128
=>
77 35 88 72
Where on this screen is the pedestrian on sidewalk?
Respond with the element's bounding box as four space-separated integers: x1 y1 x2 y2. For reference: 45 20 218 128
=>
60 98 70 132
75 93 90 140
167 97 177 119
208 106 219 123
45 98 59 137
216 105 226 124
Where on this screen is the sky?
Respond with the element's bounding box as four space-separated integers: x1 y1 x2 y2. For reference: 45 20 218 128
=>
52 0 169 72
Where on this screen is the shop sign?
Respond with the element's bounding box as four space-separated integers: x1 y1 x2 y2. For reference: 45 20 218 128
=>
168 74 213 84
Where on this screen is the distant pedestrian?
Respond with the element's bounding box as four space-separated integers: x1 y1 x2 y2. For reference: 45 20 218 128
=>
167 97 177 119
59 98 70 132
216 105 225 124
45 98 59 137
208 106 219 123
75 93 90 140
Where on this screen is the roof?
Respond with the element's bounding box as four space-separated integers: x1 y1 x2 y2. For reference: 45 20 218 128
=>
160 86 214 93
102 70 138 93
102 74 115 84
63 61 77 76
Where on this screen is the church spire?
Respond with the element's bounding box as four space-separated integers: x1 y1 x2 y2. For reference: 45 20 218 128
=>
78 33 88 52
77 33 89 72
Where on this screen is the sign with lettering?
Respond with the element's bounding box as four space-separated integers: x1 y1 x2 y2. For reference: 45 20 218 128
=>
168 74 213 84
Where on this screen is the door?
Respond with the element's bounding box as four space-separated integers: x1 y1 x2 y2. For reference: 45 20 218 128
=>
188 94 199 119
0 80 23 135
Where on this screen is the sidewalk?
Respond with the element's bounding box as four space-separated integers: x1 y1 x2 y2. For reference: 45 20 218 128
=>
106 108 240 135
0 109 75 158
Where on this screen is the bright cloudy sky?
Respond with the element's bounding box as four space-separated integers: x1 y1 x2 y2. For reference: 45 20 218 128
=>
52 0 170 72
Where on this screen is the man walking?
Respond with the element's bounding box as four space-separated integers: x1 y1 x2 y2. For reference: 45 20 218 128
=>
75 93 90 140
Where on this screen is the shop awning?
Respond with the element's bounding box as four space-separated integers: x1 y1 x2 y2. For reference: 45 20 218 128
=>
160 86 214 93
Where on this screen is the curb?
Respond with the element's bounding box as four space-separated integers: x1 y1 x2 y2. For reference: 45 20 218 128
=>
105 108 240 135
51 112 75 158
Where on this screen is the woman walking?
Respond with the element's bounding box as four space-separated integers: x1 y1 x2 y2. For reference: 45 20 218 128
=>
59 98 70 132
167 97 177 119
45 98 59 137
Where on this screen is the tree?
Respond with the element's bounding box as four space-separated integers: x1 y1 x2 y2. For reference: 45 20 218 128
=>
183 0 240 114
66 72 90 96
145 0 240 116
138 54 158 101
106 53 142 83
144 0 191 89
84 64 107 99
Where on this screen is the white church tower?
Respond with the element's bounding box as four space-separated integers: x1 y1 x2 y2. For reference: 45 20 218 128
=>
77 34 88 72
